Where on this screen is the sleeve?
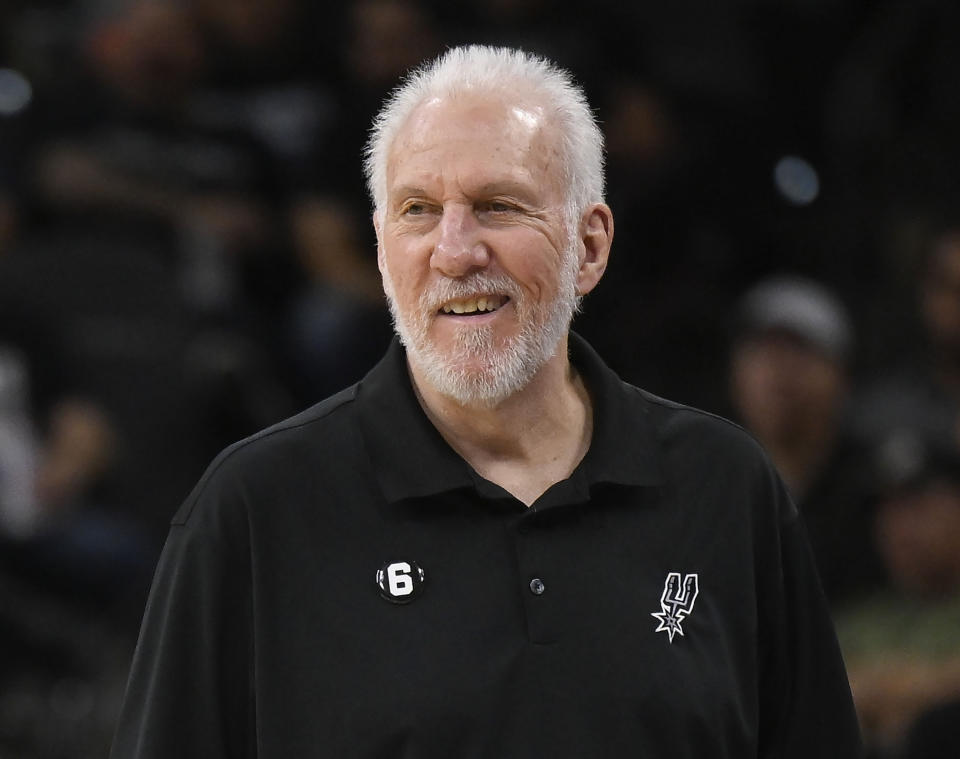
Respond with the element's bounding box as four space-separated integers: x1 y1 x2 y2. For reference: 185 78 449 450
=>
755 467 864 758
109 464 255 759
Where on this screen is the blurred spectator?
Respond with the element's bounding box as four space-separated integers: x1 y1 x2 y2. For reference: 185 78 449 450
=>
188 0 344 198
918 230 960 416
194 0 326 77
0 252 149 759
0 229 161 611
835 429 960 756
900 699 960 759
285 196 391 402
344 0 440 91
0 267 118 540
259 0 438 405
0 339 39 536
312 0 442 206
4 0 301 532
825 1 960 210
728 276 883 604
25 0 289 321
852 227 960 462
580 75 734 411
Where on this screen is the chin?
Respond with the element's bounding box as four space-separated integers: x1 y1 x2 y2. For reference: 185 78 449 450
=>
415 347 537 408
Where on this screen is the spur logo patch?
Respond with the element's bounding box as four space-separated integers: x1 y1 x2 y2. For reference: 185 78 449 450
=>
651 572 699 643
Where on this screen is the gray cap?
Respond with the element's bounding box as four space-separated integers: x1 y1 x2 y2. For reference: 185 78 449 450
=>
737 276 854 362
872 426 960 494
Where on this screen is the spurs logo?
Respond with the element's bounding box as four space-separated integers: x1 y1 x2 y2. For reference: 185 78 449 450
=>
651 572 699 643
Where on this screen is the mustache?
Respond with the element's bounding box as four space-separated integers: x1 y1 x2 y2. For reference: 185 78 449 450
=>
418 272 522 311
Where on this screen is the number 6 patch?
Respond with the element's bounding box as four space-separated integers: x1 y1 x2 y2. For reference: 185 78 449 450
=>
376 560 425 604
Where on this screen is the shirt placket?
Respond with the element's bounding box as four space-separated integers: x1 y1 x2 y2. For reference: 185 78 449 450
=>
512 507 571 645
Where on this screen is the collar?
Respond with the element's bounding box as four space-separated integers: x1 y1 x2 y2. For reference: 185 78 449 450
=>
357 332 662 505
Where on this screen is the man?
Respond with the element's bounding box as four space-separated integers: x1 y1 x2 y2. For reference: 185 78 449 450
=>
111 46 861 757
729 276 883 605
835 427 960 752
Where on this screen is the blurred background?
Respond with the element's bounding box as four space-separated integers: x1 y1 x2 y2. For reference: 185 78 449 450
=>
1 0 959 757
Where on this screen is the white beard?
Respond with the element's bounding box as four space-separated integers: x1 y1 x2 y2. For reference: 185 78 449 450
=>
382 238 582 408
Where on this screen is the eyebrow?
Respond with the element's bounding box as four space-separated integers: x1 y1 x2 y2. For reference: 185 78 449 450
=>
473 180 539 202
389 179 539 205
389 185 430 203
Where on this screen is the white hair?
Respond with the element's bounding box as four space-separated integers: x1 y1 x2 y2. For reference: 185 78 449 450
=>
364 44 605 225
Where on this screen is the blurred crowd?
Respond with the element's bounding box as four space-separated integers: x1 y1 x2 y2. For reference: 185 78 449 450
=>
1 0 959 757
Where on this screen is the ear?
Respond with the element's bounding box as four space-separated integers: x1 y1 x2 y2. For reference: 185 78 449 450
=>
575 203 613 296
373 210 386 274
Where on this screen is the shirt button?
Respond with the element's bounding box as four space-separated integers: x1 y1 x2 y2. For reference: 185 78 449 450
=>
529 578 546 595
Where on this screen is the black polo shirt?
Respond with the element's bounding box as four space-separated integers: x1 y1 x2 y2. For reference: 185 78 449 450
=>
111 334 862 758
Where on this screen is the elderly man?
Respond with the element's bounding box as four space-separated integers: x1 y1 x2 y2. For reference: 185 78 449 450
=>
110 46 861 757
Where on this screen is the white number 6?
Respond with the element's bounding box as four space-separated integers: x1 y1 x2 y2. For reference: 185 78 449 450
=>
387 562 413 596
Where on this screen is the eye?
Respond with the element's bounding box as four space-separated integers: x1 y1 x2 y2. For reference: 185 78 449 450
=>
479 200 518 214
401 201 428 216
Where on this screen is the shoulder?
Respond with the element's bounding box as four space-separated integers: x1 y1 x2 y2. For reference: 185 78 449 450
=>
634 387 795 522
172 385 362 526
638 388 769 468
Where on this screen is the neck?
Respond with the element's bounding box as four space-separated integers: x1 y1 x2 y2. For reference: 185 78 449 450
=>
409 338 593 506
765 418 837 499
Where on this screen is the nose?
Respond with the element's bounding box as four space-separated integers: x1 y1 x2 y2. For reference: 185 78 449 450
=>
431 204 490 277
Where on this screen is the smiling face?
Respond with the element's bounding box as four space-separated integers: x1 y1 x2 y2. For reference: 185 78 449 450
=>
376 93 585 406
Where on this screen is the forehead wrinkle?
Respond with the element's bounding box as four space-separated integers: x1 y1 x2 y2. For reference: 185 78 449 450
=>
390 158 539 199
386 94 564 207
